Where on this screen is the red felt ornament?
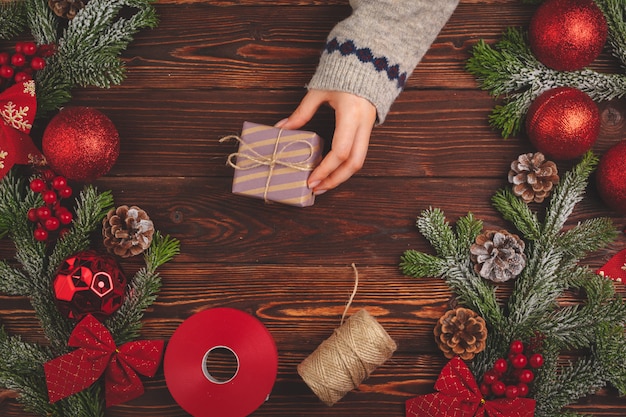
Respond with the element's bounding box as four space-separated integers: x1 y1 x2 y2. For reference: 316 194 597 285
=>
596 140 626 214
42 106 120 182
44 314 164 407
528 0 607 71
0 80 44 178
525 87 600 160
52 251 126 320
405 357 536 417
597 249 626 283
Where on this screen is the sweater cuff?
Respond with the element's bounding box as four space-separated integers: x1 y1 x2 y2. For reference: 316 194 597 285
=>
307 48 401 124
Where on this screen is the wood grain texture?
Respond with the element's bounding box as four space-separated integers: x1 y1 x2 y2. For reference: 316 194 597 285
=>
2 0 626 416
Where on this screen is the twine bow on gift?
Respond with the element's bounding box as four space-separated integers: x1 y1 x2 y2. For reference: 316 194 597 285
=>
44 314 164 407
0 80 44 178
405 356 535 417
220 129 317 202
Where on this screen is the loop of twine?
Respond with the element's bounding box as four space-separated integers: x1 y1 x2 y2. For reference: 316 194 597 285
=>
219 131 316 202
297 264 397 407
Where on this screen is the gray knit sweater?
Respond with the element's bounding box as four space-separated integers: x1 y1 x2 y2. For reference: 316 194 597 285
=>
308 0 459 123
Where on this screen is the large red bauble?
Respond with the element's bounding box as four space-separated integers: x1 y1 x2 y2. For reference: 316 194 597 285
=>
529 0 607 71
596 140 626 214
53 250 127 320
525 87 600 160
42 107 120 182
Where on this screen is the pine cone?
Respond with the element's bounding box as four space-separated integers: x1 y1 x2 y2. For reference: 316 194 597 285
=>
434 307 488 360
508 152 559 203
470 229 526 282
102 205 154 258
48 0 88 19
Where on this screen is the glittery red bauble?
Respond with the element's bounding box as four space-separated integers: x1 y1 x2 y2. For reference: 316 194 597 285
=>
528 0 607 71
525 87 600 160
596 140 626 214
42 107 120 181
53 250 127 320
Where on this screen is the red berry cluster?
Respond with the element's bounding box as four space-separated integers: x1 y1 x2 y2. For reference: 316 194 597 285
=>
0 41 55 90
27 171 73 242
479 340 544 400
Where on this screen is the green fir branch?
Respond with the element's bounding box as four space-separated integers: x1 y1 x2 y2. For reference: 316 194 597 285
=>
59 0 158 88
107 232 180 345
542 152 598 237
2 0 158 117
399 250 448 278
0 1 27 40
595 322 626 394
535 357 607 417
556 217 618 265
491 187 542 241
0 327 59 416
46 187 114 279
467 21 626 137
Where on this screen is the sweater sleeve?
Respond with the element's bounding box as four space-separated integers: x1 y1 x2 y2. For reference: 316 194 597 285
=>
307 0 459 123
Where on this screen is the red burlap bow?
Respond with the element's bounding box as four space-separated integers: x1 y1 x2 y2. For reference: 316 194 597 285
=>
44 314 164 407
0 80 43 178
406 356 536 417
597 248 626 283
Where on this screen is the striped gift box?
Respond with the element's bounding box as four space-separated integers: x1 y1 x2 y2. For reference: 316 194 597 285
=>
225 122 324 207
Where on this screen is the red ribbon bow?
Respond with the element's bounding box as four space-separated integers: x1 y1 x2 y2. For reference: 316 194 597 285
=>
406 356 536 417
44 314 164 407
0 80 43 178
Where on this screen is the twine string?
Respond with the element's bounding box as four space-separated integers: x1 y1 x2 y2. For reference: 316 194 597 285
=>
297 264 397 407
219 131 317 202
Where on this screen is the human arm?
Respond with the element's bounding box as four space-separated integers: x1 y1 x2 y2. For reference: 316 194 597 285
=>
277 0 460 194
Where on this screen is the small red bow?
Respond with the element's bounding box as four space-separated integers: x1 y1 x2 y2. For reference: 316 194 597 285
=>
0 80 43 178
597 248 626 283
44 314 164 407
406 357 536 417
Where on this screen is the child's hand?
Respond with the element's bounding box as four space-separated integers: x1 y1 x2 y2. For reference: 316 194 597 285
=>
276 90 376 195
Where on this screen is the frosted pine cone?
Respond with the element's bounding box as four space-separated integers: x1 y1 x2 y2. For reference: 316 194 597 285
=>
48 0 88 19
508 152 559 203
102 205 154 258
470 229 526 282
434 307 488 360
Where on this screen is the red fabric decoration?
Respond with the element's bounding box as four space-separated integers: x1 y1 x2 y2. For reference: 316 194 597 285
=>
597 249 626 283
0 80 43 178
44 314 164 407
406 357 535 417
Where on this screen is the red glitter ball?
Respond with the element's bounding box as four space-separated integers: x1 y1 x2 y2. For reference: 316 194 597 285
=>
526 87 600 160
596 140 626 214
529 0 607 71
42 107 120 182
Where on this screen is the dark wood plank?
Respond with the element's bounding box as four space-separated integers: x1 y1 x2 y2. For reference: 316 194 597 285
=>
3 0 626 416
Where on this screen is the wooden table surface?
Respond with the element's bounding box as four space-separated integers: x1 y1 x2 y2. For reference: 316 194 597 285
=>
2 0 626 416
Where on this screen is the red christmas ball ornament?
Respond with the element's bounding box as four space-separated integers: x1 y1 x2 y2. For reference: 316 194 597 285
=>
42 107 120 182
529 0 607 71
596 140 626 213
526 87 600 160
52 251 127 320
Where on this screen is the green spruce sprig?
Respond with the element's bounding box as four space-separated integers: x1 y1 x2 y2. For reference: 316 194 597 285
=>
466 0 626 138
1 0 158 117
400 153 626 416
0 170 179 416
0 1 27 40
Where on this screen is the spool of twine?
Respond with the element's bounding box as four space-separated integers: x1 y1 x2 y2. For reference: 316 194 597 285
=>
297 265 397 407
